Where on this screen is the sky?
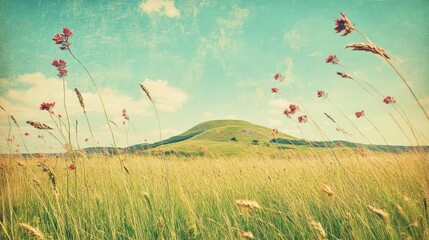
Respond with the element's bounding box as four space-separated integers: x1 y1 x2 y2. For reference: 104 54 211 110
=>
0 0 428 153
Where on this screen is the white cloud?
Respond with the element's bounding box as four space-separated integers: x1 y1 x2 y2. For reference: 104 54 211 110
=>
139 0 181 18
0 73 188 152
269 98 291 109
141 78 188 112
284 29 307 51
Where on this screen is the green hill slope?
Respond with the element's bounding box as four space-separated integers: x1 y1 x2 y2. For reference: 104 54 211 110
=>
128 119 297 156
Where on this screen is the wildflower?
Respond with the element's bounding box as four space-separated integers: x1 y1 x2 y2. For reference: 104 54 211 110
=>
68 164 76 170
325 54 339 64
284 104 299 118
58 114 62 118
273 73 285 81
39 102 56 112
298 115 308 123
122 109 129 120
334 12 354 36
383 96 396 104
24 132 29 136
336 72 353 79
355 110 365 118
346 42 390 59
52 27 72 50
38 135 44 139
51 59 68 78
271 87 279 94
272 129 279 135
317 90 328 98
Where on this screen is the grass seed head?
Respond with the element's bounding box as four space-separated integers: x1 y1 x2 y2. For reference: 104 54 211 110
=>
346 42 390 59
321 185 333 196
140 83 153 102
310 220 327 240
27 121 53 130
239 231 254 239
367 205 390 226
74 88 86 112
19 223 45 239
235 199 261 209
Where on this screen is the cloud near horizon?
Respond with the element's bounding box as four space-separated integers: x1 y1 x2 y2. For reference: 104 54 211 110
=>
0 73 187 127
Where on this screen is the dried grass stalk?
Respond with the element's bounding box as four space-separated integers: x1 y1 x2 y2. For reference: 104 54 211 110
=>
367 205 390 226
74 88 86 113
26 121 53 130
309 220 327 240
346 42 390 59
19 223 45 239
239 231 254 239
140 83 153 102
321 185 334 196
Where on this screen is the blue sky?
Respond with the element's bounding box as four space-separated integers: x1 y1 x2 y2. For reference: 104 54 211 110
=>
0 0 428 153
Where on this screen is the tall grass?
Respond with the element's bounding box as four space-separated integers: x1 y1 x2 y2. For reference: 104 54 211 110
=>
1 152 428 239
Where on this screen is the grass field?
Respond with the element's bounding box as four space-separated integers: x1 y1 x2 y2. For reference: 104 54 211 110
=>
1 150 428 239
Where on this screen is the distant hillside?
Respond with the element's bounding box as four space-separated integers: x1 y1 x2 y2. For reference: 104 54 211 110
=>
80 119 427 156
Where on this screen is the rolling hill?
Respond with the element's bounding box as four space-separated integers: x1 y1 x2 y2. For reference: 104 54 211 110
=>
82 119 427 156
126 119 297 156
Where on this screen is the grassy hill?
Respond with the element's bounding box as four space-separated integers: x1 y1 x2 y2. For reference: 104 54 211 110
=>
102 119 426 156
127 120 297 156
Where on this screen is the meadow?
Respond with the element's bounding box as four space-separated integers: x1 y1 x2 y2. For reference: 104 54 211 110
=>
1 149 428 239
1 11 429 240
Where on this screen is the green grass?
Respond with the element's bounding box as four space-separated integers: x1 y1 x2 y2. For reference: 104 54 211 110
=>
1 150 428 239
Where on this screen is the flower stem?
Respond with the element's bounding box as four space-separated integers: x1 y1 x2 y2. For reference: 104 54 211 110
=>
365 116 388 145
354 27 429 121
385 58 429 121
62 77 73 152
68 48 117 148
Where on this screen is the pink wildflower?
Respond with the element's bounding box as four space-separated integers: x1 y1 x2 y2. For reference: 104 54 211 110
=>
355 110 365 118
40 102 56 112
383 96 396 104
283 104 299 118
298 115 308 123
317 90 328 98
271 88 279 94
52 27 73 50
272 129 279 135
52 59 68 78
24 132 29 136
325 54 339 64
335 12 354 36
68 164 76 170
273 73 285 81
